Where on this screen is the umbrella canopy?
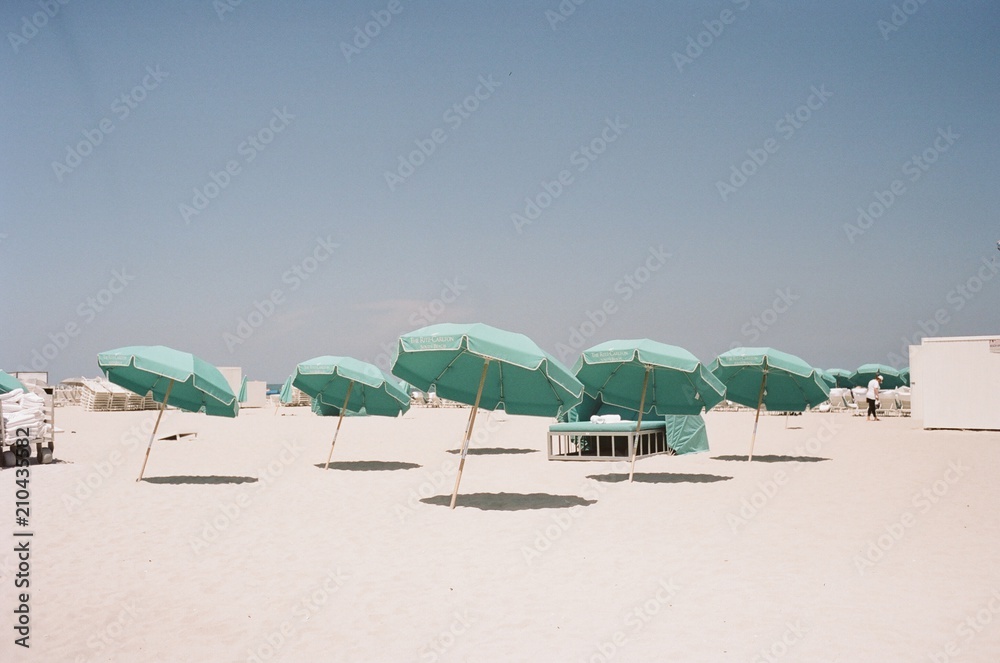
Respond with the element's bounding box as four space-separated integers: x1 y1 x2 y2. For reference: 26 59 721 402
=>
573 339 724 481
294 356 411 469
825 368 855 389
294 356 410 417
97 345 238 480
851 363 904 389
817 370 837 389
899 367 910 386
573 339 726 416
0 370 26 395
391 322 583 508
238 375 248 403
709 347 830 461
98 345 238 417
391 323 582 417
710 348 829 412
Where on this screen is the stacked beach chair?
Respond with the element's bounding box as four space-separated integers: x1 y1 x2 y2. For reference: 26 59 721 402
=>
1 385 55 466
79 378 159 412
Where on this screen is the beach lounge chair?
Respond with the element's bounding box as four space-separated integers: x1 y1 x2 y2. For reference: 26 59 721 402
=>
895 386 911 416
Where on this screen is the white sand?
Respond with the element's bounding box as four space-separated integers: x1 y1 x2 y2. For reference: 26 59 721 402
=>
3 405 1000 662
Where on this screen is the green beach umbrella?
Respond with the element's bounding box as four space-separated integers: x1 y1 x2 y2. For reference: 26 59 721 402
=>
573 339 726 481
238 375 248 403
0 370 26 395
850 364 904 389
293 356 411 469
817 370 837 389
709 347 830 461
279 375 295 404
391 322 583 508
825 368 855 389
97 345 238 481
899 367 910 386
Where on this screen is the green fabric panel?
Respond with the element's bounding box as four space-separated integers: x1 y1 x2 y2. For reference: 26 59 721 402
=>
665 414 710 455
0 370 26 395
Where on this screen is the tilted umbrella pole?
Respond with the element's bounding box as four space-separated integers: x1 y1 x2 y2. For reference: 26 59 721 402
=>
628 367 651 483
748 370 767 462
323 381 354 470
450 359 490 509
137 378 174 482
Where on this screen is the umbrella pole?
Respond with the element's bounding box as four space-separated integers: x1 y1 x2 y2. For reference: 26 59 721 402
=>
450 360 490 509
628 368 651 483
137 379 174 482
748 371 767 462
323 382 354 470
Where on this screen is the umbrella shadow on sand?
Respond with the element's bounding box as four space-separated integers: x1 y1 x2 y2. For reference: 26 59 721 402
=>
315 461 421 471
141 475 258 485
587 472 732 484
421 492 596 511
712 454 829 463
445 448 537 456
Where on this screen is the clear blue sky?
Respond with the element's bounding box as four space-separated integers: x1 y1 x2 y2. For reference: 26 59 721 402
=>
3 0 998 382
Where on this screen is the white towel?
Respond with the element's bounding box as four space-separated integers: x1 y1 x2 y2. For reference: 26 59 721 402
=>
589 414 622 424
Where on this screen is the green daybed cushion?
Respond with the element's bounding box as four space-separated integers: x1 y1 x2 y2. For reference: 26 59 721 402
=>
548 420 666 433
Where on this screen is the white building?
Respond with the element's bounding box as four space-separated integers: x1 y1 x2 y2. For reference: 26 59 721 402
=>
910 335 1000 430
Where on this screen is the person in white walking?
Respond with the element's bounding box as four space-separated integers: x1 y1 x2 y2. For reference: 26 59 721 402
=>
866 374 883 421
